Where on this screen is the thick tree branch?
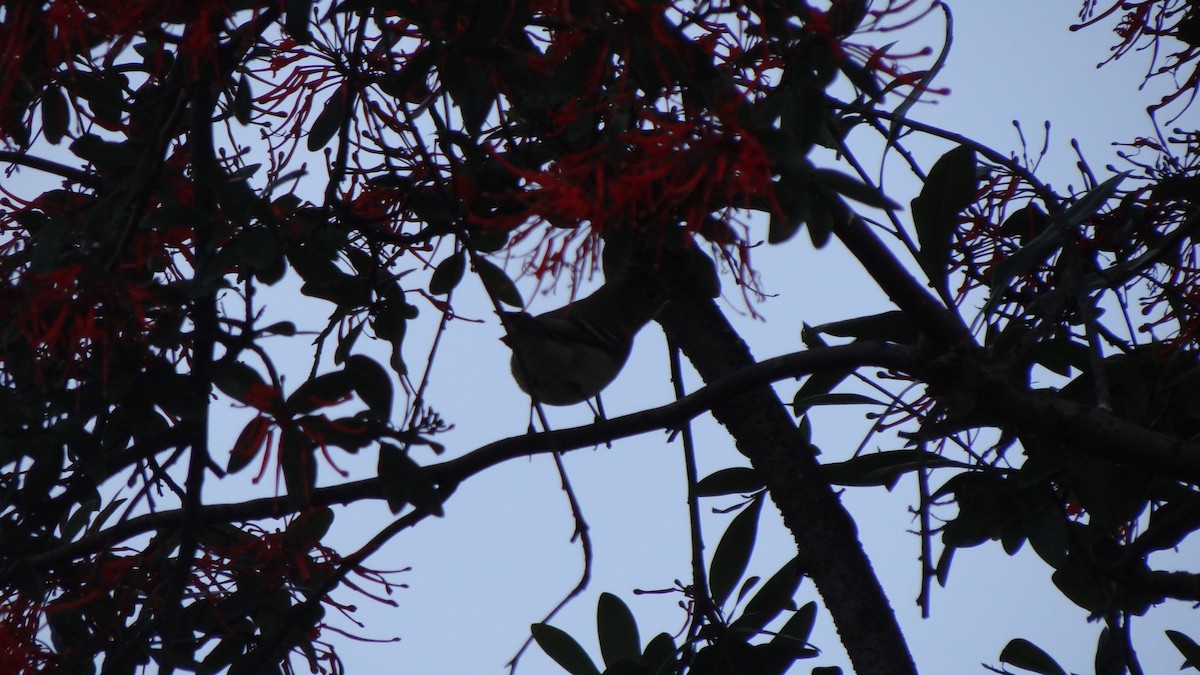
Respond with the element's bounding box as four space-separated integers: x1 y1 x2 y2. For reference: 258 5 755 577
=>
975 375 1200 484
656 294 920 675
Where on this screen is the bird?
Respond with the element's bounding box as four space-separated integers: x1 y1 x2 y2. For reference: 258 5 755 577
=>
499 274 669 406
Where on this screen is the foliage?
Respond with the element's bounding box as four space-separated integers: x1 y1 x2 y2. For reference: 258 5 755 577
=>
0 0 1197 674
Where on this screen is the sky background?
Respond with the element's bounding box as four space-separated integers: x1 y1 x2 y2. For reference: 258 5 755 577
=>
170 2 1197 674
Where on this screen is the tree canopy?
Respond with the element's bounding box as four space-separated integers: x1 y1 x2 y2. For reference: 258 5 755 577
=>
1 1 1198 674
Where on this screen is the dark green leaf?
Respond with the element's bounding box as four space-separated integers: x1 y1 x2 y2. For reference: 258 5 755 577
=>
28 217 69 274
85 498 127 536
285 0 314 43
596 593 640 668
238 226 278 271
475 256 523 307
792 392 883 411
804 186 835 249
773 600 817 649
695 467 764 497
233 74 253 124
984 221 1066 316
820 450 960 489
284 508 334 555
334 320 365 365
228 415 271 474
286 370 355 414
430 250 466 295
769 175 807 244
810 169 898 210
1051 565 1106 613
210 359 267 403
999 203 1051 242
641 633 677 672
346 355 393 420
279 427 316 502
1095 627 1122 675
1022 504 1069 569
262 321 296 337
41 87 70 145
735 576 762 605
812 311 918 344
999 638 1066 675
911 145 977 288
442 51 495 133
800 323 829 349
731 557 804 634
709 496 764 608
1062 173 1129 227
308 84 347 151
377 443 443 516
531 623 601 675
1166 630 1200 670
790 367 851 417
59 497 99 543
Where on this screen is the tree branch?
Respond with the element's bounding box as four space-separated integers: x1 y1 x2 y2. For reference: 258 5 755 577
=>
16 341 911 579
830 199 974 349
656 293 920 675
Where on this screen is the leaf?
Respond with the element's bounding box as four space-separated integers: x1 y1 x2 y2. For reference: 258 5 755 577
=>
596 593 640 668
812 310 919 344
285 0 314 43
308 84 347 151
377 443 443 516
821 449 960 488
228 415 271 474
1062 172 1129 227
731 557 804 634
429 249 466 295
792 392 883 411
769 174 807 244
985 174 1128 317
735 576 761 605
59 498 99 543
695 467 764 497
345 355 393 420
790 368 851 417
41 86 70 145
286 369 355 414
441 50 495 133
233 74 253 124
773 600 817 647
28 217 69 274
810 168 898 210
334 320 365 365
709 495 764 608
210 359 268 403
284 507 334 551
531 624 601 675
999 638 1067 675
237 226 279 271
641 633 677 672
911 145 978 288
475 256 523 307
1167 630 1200 670
85 497 127 536
1094 626 1122 675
